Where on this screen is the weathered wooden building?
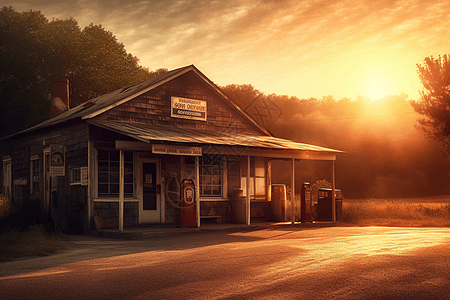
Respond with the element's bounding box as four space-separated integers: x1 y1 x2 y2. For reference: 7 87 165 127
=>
0 65 344 232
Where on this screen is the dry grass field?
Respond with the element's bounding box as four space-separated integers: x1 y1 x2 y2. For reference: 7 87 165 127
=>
341 195 450 227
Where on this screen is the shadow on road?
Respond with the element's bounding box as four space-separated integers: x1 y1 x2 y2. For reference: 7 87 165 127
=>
0 224 324 277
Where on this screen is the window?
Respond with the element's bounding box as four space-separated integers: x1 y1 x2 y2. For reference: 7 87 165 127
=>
30 155 40 194
97 150 134 197
185 155 226 198
253 157 266 197
241 157 266 199
200 155 222 197
71 168 81 185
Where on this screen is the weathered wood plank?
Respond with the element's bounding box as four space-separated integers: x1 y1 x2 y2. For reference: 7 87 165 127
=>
94 72 261 135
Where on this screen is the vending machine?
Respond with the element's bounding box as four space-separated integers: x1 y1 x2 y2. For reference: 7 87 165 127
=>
301 182 313 223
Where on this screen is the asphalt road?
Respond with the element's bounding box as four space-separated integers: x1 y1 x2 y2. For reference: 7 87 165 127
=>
1 226 449 300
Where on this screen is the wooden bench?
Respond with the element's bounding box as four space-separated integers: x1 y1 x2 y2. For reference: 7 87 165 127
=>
200 215 222 223
94 215 119 234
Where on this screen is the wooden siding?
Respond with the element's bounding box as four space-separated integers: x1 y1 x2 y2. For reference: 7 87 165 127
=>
200 201 231 223
94 202 138 227
227 157 241 194
94 71 262 135
0 121 89 230
163 155 181 224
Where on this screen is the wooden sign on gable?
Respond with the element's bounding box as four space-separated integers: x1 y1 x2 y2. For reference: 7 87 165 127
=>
171 97 207 121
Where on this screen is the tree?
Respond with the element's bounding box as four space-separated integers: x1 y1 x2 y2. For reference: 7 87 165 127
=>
222 80 450 198
0 7 52 137
411 55 450 157
221 84 262 108
0 7 166 137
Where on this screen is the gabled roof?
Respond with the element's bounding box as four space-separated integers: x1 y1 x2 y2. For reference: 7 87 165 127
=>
1 65 270 140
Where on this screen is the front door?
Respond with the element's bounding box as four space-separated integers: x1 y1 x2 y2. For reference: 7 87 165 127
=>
140 160 161 223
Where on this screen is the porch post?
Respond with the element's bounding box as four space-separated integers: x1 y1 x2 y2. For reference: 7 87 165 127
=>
119 149 124 232
87 139 93 230
291 158 295 224
267 159 272 202
247 155 251 225
331 160 336 222
195 156 200 228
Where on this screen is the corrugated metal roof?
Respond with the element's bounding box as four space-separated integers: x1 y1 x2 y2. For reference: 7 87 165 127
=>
88 120 345 154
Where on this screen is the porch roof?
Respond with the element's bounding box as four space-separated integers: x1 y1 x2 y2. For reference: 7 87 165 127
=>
88 120 345 158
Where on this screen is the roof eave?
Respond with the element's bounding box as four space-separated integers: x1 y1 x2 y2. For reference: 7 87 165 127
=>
81 65 196 120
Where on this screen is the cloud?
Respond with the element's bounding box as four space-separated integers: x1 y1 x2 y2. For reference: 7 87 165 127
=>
3 0 449 98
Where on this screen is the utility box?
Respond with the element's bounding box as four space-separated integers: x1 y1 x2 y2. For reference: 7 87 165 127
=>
301 182 313 223
317 188 342 221
271 184 286 222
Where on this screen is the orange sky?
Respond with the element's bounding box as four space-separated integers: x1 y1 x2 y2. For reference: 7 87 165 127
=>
4 0 450 100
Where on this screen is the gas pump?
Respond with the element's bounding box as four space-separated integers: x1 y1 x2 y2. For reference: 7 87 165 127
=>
301 182 313 223
180 179 197 227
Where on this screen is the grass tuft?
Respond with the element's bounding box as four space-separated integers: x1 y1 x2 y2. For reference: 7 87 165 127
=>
0 225 67 262
0 194 14 219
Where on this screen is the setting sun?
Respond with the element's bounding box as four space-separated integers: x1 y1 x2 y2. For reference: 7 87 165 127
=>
358 70 394 100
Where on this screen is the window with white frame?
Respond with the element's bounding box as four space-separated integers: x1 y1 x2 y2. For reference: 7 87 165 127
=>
30 155 40 194
253 157 266 198
200 155 222 197
97 150 134 197
241 157 266 199
185 155 224 197
71 168 81 185
71 167 88 185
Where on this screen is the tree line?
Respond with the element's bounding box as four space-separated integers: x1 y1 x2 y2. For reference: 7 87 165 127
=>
222 84 450 198
0 7 166 137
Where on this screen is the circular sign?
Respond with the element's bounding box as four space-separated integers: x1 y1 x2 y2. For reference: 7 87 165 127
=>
184 187 194 205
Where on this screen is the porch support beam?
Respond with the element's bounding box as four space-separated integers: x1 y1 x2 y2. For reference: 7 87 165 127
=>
331 160 336 222
291 158 295 224
204 147 338 161
87 138 94 230
195 156 200 228
119 149 124 232
247 155 251 225
114 140 340 161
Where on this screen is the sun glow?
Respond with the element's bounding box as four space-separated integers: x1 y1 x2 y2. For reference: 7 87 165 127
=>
358 70 394 100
